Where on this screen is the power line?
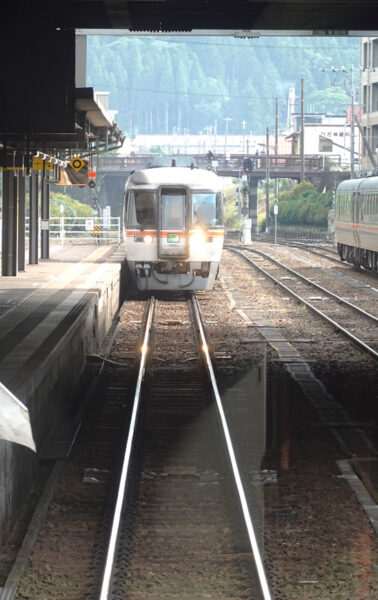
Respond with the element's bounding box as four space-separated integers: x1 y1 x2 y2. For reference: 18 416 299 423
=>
87 83 290 100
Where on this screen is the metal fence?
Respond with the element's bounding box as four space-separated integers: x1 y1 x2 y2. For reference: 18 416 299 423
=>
25 217 122 245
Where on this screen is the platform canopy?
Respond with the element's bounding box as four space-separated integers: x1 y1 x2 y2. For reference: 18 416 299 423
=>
1 0 378 34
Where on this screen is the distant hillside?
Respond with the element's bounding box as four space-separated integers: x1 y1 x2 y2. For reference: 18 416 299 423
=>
87 35 360 137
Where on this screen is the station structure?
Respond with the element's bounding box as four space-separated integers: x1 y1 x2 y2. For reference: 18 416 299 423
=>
0 0 376 567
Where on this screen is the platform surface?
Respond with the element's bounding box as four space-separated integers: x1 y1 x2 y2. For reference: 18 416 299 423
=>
0 244 125 395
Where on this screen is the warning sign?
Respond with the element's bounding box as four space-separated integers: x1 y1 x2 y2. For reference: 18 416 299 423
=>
91 224 101 238
69 157 85 172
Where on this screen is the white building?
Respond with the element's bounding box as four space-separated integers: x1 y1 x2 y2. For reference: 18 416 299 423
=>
286 112 359 169
360 37 378 169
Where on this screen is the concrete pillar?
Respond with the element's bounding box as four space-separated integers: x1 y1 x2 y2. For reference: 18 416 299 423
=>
248 176 259 234
1 170 18 276
18 172 26 271
29 171 39 265
75 34 87 87
41 167 50 259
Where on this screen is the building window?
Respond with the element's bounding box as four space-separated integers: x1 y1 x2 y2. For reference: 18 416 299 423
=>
363 85 368 113
362 127 367 156
373 39 378 68
363 42 369 69
373 83 378 112
319 138 332 152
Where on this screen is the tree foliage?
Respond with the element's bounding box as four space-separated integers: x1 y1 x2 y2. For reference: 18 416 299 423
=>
49 193 94 218
87 36 359 137
223 183 242 230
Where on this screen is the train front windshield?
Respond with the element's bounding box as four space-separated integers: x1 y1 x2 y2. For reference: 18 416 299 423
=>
127 191 157 228
192 192 223 226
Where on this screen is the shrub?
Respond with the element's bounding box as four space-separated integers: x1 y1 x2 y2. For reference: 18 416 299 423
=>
274 182 333 226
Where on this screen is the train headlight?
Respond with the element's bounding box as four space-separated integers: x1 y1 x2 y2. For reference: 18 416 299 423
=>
143 235 153 244
190 229 206 248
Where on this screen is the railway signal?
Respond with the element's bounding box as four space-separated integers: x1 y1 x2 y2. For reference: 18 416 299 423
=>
243 157 253 174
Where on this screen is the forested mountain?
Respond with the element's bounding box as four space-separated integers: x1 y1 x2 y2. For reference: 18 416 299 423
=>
87 35 360 137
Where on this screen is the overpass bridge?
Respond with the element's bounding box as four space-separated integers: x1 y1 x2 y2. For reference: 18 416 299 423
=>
96 153 349 231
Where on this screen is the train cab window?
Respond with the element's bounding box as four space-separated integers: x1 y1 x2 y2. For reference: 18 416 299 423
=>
161 188 186 229
192 192 223 226
128 191 157 229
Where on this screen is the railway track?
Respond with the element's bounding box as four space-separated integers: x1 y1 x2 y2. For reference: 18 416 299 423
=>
227 246 378 361
95 295 271 600
284 241 342 265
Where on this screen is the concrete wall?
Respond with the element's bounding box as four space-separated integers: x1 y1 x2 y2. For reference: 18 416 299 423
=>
0 262 122 547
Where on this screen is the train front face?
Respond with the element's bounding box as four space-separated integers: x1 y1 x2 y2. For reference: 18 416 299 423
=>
124 167 224 291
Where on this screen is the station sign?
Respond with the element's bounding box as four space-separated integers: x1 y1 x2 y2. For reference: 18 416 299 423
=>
31 157 53 171
0 153 54 171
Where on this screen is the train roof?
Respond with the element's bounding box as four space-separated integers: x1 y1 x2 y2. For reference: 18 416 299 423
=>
337 176 378 194
126 167 224 191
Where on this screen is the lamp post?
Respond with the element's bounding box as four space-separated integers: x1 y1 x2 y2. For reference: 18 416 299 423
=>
224 117 232 157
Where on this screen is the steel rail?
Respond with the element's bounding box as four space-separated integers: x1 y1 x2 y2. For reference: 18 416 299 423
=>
233 245 378 324
99 296 156 600
287 243 342 265
228 247 378 362
191 295 272 600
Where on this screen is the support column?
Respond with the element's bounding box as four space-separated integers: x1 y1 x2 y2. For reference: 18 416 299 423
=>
29 171 39 265
248 176 259 235
2 170 18 276
41 165 50 259
265 127 270 233
18 172 26 271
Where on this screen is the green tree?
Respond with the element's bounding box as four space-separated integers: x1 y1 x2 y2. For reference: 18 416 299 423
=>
49 193 94 218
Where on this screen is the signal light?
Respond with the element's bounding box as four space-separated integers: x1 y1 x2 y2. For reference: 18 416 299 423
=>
243 157 253 173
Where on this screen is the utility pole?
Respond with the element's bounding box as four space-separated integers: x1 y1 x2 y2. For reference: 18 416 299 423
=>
350 64 355 178
266 126 270 233
274 98 279 244
300 78 305 182
319 65 360 176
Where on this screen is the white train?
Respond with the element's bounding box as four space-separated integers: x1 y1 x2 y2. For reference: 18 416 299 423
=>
335 176 378 273
124 166 224 291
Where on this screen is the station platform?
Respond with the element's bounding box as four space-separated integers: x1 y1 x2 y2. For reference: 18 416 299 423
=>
0 243 126 547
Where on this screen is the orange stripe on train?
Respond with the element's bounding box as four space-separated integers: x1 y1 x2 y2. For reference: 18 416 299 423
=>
126 230 224 237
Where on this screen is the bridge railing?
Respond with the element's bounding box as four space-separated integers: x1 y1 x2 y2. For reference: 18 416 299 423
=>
195 154 325 172
24 217 122 245
97 153 348 174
